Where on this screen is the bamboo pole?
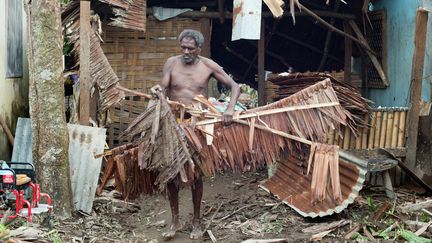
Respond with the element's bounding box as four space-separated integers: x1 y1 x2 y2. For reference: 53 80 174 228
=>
334 129 340 146
361 114 369 149
373 111 382 148
327 128 335 144
355 130 362 149
385 111 393 148
343 127 351 150
195 102 340 126
234 120 312 145
368 111 376 149
391 111 400 147
379 112 387 148
398 111 407 147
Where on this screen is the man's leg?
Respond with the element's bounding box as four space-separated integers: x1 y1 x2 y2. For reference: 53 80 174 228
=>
162 181 182 238
190 176 204 239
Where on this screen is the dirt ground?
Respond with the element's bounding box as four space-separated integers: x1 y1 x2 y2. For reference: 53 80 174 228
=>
5 169 430 242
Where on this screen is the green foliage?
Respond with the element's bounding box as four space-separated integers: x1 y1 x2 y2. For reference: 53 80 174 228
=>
60 0 70 7
367 197 377 213
47 229 63 243
399 229 432 243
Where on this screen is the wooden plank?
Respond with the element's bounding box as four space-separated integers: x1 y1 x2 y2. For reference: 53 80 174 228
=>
349 20 389 86
343 21 352 83
258 18 265 106
406 9 429 170
79 1 91 125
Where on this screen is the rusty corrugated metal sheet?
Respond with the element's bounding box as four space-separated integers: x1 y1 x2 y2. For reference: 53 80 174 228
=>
68 124 106 214
260 150 367 218
232 0 262 41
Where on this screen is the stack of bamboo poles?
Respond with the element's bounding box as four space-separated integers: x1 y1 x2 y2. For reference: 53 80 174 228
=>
325 107 408 150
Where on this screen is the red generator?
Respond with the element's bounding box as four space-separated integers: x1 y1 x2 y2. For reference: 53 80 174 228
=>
0 161 52 222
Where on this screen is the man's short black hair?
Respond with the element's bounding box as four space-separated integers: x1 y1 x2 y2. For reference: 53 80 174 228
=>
178 29 204 47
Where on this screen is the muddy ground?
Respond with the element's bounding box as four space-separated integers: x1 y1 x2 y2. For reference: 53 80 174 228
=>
5 169 431 242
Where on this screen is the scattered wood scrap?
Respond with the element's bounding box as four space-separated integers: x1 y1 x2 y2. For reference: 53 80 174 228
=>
400 200 432 214
302 219 350 234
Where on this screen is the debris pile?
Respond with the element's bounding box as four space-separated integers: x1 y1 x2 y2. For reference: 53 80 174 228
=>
266 72 372 133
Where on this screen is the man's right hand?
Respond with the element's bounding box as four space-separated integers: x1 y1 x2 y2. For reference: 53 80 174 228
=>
222 110 234 126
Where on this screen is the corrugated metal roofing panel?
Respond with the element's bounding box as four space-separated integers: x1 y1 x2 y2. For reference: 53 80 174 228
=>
11 118 33 163
10 118 107 213
68 124 106 214
260 150 367 218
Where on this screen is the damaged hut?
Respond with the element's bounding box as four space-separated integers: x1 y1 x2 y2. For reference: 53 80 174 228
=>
60 0 432 219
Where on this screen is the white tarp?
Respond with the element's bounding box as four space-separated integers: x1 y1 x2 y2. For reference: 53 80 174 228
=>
231 0 262 41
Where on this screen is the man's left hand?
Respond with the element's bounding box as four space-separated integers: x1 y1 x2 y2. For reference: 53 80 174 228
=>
222 110 234 126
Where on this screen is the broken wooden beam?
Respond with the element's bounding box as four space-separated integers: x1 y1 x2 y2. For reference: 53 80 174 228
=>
348 20 389 86
298 3 375 54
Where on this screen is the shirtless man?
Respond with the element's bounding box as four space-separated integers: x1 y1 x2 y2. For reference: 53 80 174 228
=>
159 29 240 239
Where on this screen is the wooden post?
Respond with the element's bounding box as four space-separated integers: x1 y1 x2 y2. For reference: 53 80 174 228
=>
344 21 352 83
258 18 266 106
79 0 91 125
406 9 428 170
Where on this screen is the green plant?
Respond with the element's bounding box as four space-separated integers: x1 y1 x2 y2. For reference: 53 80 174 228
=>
47 229 63 243
367 197 377 212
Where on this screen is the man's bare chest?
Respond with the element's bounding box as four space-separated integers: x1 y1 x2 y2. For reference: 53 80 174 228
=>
170 62 212 87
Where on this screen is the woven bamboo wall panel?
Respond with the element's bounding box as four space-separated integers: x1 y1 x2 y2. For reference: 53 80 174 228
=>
102 18 210 147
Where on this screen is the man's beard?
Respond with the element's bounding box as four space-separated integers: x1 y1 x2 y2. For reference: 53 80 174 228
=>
182 55 194 64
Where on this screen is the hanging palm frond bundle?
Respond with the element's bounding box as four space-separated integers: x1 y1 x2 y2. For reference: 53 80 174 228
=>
120 92 201 191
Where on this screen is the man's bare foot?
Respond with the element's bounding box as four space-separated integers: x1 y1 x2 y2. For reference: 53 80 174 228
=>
190 220 204 240
162 222 183 239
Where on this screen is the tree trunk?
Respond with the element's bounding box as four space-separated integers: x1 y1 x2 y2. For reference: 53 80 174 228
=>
26 0 73 217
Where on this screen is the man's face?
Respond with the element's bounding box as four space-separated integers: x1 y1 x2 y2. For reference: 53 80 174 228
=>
180 37 200 64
